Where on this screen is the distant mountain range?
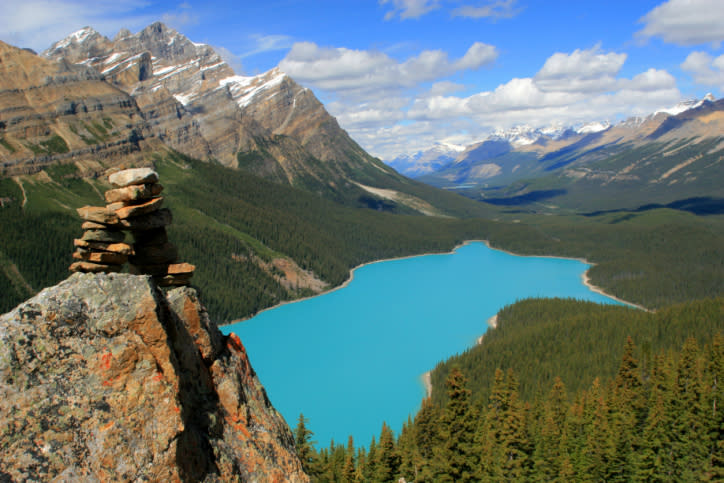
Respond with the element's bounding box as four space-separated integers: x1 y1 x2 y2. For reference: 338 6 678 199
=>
387 95 716 182
383 94 723 212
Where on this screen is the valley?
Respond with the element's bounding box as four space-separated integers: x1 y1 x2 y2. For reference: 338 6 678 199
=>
1 15 723 482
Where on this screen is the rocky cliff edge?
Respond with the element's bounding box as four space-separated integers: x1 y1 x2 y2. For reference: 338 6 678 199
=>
0 272 308 482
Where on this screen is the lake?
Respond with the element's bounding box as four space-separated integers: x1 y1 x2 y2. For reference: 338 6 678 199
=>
221 241 622 446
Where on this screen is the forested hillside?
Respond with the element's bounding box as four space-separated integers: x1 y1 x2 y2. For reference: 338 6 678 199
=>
431 297 724 406
297 327 723 482
1 152 723 321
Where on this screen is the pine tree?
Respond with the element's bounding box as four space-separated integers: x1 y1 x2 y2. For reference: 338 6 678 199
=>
294 413 319 477
414 396 441 481
432 367 478 481
532 377 567 481
396 417 417 482
608 337 645 481
633 354 674 481
341 435 356 483
704 333 724 480
672 337 708 479
375 422 399 482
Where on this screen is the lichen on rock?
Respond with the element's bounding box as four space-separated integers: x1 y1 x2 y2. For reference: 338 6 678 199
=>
0 272 308 482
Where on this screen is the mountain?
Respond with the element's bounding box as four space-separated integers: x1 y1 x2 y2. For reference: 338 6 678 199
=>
0 39 160 177
0 272 308 481
416 95 724 211
387 142 464 178
39 23 410 202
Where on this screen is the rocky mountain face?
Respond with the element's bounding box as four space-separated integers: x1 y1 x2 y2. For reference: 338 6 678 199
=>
40 22 400 194
0 272 308 482
0 40 159 177
417 95 724 193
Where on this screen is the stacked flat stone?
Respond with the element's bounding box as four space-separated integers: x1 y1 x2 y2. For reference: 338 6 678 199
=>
69 167 195 287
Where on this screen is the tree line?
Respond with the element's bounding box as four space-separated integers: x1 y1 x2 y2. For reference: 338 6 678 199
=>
296 333 723 481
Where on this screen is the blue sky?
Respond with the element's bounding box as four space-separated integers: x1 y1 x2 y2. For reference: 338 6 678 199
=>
2 0 724 158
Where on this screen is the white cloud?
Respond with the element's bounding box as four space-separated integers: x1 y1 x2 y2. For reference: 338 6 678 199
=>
534 46 626 93
451 0 521 19
428 81 466 96
681 51 724 88
638 0 724 46
456 42 499 70
380 0 440 20
342 46 682 159
279 41 496 99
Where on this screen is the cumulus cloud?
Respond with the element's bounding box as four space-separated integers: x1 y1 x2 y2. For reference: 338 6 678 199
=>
681 51 724 88
343 46 682 159
534 46 626 93
279 41 497 98
638 0 724 46
380 0 440 20
451 0 521 19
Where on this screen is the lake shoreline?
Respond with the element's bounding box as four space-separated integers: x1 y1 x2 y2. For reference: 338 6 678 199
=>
225 239 645 326
422 313 498 399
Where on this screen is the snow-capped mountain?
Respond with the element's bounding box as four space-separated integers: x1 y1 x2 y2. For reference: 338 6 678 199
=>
38 22 400 194
387 142 464 177
411 94 723 189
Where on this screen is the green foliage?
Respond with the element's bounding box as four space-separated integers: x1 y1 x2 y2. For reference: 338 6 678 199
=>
306 333 723 481
25 134 69 155
1 150 722 322
431 297 724 406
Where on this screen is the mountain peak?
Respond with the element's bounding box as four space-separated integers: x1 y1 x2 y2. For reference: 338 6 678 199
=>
44 26 105 56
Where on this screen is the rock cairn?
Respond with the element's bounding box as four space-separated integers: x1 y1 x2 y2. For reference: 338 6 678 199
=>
69 167 195 286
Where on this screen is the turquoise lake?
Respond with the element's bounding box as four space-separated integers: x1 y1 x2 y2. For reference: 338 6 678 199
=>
221 241 622 446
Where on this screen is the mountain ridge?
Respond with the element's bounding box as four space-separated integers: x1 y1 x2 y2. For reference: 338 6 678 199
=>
38 23 407 202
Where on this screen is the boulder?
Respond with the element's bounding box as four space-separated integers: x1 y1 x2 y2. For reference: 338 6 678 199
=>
80 229 126 243
72 250 128 264
105 183 163 203
0 273 308 481
68 260 123 273
76 206 120 225
80 220 109 230
114 196 164 219
108 168 159 187
73 239 134 255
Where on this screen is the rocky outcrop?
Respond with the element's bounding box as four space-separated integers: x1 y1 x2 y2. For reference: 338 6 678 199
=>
0 273 308 482
0 40 162 177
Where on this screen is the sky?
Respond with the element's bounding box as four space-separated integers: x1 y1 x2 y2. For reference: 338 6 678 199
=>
2 0 724 159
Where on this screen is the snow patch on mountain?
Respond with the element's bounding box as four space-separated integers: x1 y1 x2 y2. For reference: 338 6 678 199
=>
576 121 611 134
220 70 288 109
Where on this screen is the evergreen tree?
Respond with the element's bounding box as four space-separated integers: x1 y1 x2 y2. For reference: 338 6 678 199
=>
532 377 567 481
432 367 478 481
341 435 356 483
608 337 644 481
671 337 708 479
375 422 399 482
413 397 441 481
396 417 417 482
704 333 724 480
294 413 319 477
